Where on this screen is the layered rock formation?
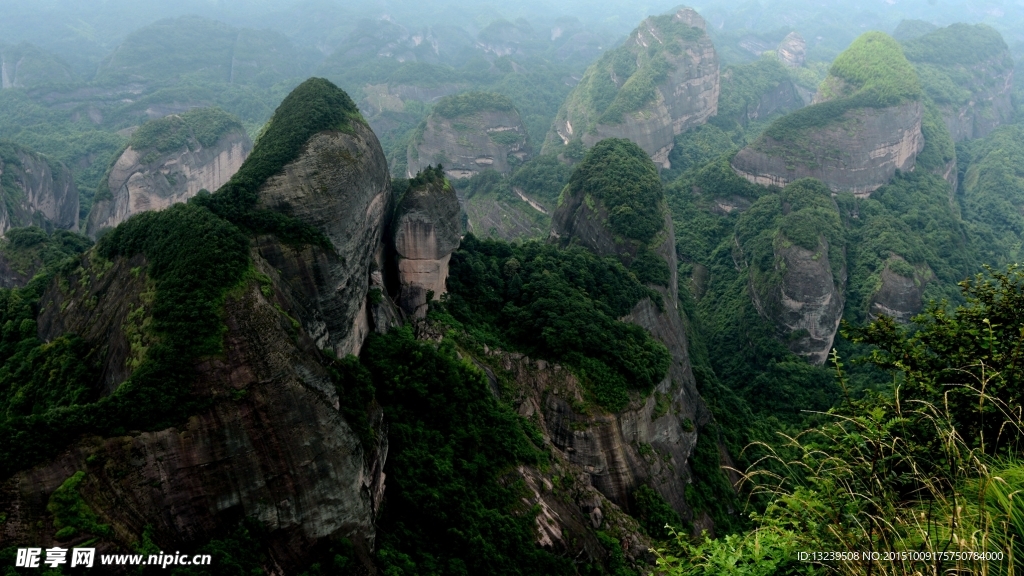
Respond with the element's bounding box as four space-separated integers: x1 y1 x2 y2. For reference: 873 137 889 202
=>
86 111 252 237
6 252 386 570
732 101 924 196
406 92 529 179
542 8 719 168
732 32 924 196
392 171 462 318
550 138 713 520
775 32 806 68
737 179 847 364
0 142 79 235
1 79 392 573
902 24 1014 142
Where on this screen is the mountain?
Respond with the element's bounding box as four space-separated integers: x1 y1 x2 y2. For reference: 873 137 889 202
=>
86 108 252 237
732 32 924 195
406 92 530 179
542 8 720 168
548 138 721 524
0 42 74 89
0 79 392 572
0 141 79 235
94 16 309 88
901 23 1014 142
392 167 462 318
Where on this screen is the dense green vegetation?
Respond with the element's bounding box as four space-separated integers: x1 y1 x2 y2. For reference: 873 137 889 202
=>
444 235 667 411
0 227 92 280
128 107 243 154
713 57 800 133
193 77 357 245
550 11 705 135
759 32 920 145
0 203 251 477
958 124 1024 265
902 23 1009 67
0 79 366 477
564 139 666 245
362 327 577 576
433 91 516 118
509 154 573 206
660 267 1024 575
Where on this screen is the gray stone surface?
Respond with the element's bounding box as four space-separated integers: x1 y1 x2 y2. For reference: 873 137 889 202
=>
86 128 252 237
732 100 924 196
0 145 79 235
407 108 529 179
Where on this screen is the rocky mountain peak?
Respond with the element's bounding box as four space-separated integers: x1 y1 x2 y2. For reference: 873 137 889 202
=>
85 108 252 238
542 7 719 168
776 32 806 67
552 138 714 519
407 91 529 179
393 166 462 318
732 32 924 196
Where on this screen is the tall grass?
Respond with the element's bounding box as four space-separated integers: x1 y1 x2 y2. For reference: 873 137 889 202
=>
654 355 1022 575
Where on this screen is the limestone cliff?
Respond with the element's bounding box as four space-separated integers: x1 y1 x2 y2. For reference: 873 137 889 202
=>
542 8 719 168
732 32 924 196
392 171 462 318
902 24 1014 142
550 139 714 520
86 109 252 237
0 142 79 235
406 92 529 179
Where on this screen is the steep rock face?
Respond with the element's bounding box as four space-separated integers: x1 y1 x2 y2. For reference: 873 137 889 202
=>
445 343 654 566
255 121 394 358
0 143 79 235
750 238 846 364
86 128 251 237
550 141 712 518
406 93 529 179
733 32 925 196
393 177 462 318
543 8 719 167
743 77 804 124
902 24 1014 142
868 258 932 322
776 32 806 68
732 101 924 196
6 258 385 571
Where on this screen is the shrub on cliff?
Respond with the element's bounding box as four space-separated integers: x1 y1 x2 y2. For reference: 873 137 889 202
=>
129 107 243 154
432 91 516 118
565 138 665 245
760 32 920 144
444 234 668 411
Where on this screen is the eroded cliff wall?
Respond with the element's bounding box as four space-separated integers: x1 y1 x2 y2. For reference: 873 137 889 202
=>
0 143 79 235
392 175 462 318
86 127 251 237
543 8 719 168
